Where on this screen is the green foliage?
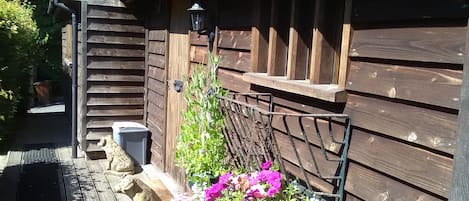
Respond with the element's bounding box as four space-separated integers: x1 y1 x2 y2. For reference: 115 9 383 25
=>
176 53 228 185
0 0 40 145
30 0 62 94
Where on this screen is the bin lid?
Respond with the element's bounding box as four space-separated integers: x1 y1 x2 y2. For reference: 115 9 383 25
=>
112 121 149 133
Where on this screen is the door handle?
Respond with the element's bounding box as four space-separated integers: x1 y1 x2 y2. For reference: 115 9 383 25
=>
173 80 183 93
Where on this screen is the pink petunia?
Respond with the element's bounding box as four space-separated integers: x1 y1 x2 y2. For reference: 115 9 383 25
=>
260 161 272 170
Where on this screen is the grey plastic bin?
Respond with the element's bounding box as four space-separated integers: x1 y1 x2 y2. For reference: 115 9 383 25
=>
112 122 149 165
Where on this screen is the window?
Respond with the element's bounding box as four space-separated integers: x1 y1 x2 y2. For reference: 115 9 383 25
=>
246 0 351 103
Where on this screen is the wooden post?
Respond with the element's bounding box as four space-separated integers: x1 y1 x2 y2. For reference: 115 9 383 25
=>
449 18 469 201
337 0 352 87
251 0 269 73
143 28 149 126
78 1 88 155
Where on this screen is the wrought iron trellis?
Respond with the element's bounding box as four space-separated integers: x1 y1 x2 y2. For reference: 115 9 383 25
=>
218 93 351 201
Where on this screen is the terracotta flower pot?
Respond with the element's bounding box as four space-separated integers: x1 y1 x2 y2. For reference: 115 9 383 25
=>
33 80 50 106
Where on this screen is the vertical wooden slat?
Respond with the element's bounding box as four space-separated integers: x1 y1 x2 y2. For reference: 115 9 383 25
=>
286 0 312 80
143 28 149 126
251 0 269 73
79 1 88 152
337 0 352 87
309 0 326 84
267 0 289 76
286 0 298 80
449 19 469 201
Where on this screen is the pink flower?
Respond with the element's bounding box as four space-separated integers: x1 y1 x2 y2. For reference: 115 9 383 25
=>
218 172 232 186
260 161 272 170
205 182 224 201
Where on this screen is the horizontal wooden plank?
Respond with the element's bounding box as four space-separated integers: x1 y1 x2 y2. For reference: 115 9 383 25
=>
87 47 144 57
217 69 250 92
147 113 165 133
352 0 469 23
88 34 144 45
87 85 144 94
147 78 165 95
88 70 144 82
87 108 144 117
86 0 125 7
347 61 462 109
275 131 341 178
349 128 453 197
218 30 251 50
250 85 346 114
87 21 144 33
148 41 166 55
346 163 443 201
148 66 165 82
350 27 466 64
189 45 208 64
189 31 208 46
147 120 164 142
86 116 143 129
147 102 165 122
244 73 347 102
87 6 137 20
344 94 458 154
147 90 165 109
148 54 166 68
87 60 144 70
87 96 144 106
219 49 251 72
148 30 166 41
86 129 112 140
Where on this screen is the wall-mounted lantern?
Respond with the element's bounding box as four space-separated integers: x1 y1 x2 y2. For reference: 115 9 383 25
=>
187 3 206 33
187 2 215 52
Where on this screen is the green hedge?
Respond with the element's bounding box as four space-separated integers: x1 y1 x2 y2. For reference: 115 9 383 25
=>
0 0 40 145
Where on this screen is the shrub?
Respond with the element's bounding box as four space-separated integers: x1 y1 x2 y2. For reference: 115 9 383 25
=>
0 0 40 145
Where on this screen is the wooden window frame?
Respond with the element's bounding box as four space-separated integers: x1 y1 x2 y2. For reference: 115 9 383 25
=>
245 0 352 103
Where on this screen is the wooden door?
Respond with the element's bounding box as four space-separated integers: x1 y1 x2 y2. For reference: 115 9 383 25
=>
165 0 190 183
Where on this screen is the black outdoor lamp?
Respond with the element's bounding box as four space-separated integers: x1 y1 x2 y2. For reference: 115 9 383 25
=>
187 2 206 33
188 2 215 51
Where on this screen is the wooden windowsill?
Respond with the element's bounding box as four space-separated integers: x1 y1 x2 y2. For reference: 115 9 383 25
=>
243 73 347 103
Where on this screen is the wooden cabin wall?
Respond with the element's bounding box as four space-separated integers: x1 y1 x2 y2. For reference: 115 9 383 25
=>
198 0 468 200
142 0 170 170
80 1 146 152
341 1 467 200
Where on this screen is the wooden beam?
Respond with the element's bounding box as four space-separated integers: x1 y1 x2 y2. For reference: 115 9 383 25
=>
244 73 347 102
286 0 313 80
267 0 289 76
337 0 352 87
144 28 149 127
251 0 269 73
449 19 469 201
79 0 88 152
286 0 299 80
309 0 330 84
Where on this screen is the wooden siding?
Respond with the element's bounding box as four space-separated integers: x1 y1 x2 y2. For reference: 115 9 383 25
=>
132 0 468 198
82 3 145 150
205 0 466 200
145 29 168 169
143 0 169 170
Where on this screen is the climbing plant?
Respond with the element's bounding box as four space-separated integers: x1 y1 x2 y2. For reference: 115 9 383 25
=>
176 53 228 185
